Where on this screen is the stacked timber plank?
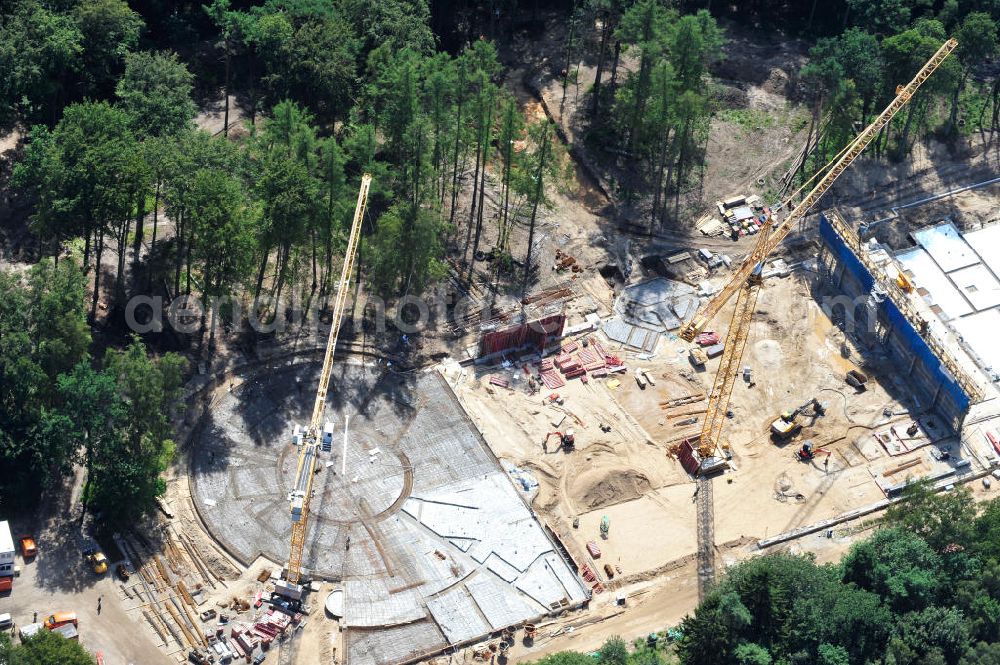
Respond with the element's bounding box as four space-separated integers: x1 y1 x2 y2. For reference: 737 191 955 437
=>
488 375 511 389
232 623 261 655
535 335 629 386
578 347 605 371
555 353 585 379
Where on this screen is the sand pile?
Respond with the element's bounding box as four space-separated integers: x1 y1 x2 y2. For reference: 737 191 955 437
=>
573 467 653 510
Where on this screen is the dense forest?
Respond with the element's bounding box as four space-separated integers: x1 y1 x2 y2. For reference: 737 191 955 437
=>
0 0 997 534
526 482 1000 665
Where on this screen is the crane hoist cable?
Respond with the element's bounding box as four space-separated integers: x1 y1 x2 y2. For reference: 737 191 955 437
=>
285 173 372 587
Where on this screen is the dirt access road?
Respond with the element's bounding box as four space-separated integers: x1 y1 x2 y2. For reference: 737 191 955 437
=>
1 472 171 665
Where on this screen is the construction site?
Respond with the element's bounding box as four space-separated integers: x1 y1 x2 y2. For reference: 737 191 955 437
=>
140 38 1000 664
7 27 1000 665
149 40 999 664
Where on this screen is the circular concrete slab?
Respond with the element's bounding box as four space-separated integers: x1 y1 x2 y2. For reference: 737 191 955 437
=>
325 589 345 617
189 360 496 581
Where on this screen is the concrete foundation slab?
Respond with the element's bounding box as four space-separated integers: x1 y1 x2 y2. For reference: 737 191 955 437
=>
189 363 587 664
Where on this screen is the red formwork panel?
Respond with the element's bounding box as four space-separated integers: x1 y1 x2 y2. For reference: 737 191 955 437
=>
678 439 701 475
479 314 567 357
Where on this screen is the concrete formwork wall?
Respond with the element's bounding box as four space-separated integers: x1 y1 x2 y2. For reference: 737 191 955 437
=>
818 213 969 430
478 314 566 357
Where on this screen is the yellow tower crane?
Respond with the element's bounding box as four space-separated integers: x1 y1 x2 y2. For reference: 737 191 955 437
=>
690 38 957 465
281 173 371 592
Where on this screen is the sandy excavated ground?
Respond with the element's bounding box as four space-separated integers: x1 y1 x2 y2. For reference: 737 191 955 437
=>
7 17 1000 665
438 265 953 663
448 269 905 584
512 18 812 225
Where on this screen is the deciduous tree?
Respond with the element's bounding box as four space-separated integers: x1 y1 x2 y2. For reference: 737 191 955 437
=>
841 527 943 613
116 50 197 138
73 0 144 97
0 2 82 128
0 629 96 665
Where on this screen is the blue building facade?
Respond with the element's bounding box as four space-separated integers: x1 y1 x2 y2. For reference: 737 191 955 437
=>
818 212 971 429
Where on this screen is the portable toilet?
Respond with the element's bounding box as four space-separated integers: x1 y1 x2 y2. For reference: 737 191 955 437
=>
292 424 303 447
322 422 335 452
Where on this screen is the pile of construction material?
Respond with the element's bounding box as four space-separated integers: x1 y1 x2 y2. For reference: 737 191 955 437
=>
578 563 606 594
554 351 586 379
713 194 768 238
538 357 565 388
554 249 583 273
538 336 623 389
231 608 296 654
116 530 227 661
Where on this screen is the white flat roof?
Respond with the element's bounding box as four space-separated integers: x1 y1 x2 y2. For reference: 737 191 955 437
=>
950 264 1000 311
953 310 1000 375
896 220 1000 380
0 520 12 554
913 223 979 272
964 224 1000 281
897 247 972 319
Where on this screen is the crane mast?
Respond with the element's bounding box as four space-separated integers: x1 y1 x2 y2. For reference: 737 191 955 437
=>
286 173 371 586
679 38 958 344
690 39 957 463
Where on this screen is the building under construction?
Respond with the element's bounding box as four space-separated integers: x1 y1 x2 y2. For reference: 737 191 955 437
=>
818 209 1000 444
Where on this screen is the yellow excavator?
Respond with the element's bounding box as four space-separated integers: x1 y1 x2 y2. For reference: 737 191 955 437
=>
770 397 826 441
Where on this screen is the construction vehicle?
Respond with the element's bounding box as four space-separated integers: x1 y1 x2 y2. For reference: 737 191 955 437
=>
279 174 371 597
544 429 575 451
600 515 610 538
84 547 107 574
797 441 831 462
770 397 826 441
18 623 42 640
678 38 957 473
52 623 79 641
18 536 36 559
43 612 78 630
